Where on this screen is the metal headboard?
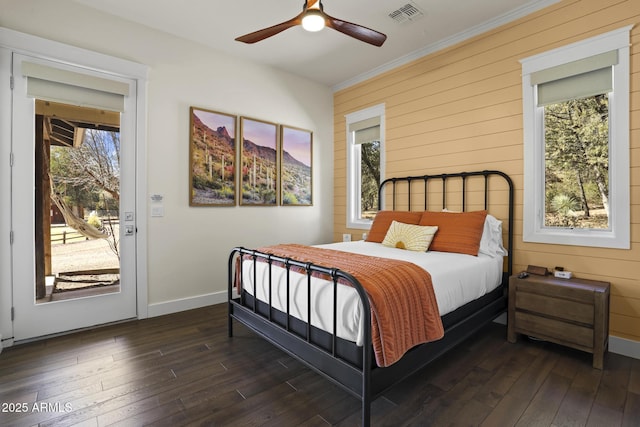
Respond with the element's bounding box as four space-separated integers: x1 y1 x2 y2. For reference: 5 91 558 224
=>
378 170 514 276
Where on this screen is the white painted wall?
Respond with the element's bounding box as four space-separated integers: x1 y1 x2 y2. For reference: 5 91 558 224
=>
0 0 333 319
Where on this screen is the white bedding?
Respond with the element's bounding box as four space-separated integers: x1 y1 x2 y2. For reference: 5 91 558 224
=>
240 241 503 346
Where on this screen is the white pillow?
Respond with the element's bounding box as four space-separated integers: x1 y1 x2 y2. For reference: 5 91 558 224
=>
479 214 507 257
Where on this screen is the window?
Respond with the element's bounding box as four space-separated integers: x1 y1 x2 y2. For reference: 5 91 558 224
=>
543 94 609 230
345 104 385 229
521 26 631 249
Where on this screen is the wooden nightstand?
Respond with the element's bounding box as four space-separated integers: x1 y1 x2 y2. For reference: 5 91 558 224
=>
507 274 610 369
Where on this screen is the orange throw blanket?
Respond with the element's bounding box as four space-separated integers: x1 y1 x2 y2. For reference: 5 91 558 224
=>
255 244 444 367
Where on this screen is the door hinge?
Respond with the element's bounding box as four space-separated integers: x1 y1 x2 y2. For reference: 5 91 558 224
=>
9 152 14 167
11 307 14 321
9 230 13 245
9 75 14 90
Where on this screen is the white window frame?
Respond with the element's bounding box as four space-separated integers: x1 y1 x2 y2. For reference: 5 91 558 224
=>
345 103 385 229
521 26 631 249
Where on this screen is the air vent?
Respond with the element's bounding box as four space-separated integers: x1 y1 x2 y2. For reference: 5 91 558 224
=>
388 2 425 24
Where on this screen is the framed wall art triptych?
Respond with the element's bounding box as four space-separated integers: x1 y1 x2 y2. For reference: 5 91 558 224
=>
189 107 237 206
188 106 313 207
280 125 312 206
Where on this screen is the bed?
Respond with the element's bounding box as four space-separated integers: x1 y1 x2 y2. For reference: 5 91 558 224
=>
228 170 514 426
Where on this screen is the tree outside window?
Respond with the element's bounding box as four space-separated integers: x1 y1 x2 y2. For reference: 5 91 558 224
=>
360 139 380 220
544 94 609 229
50 128 121 258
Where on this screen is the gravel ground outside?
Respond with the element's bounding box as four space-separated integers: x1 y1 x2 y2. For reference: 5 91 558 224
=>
51 237 119 273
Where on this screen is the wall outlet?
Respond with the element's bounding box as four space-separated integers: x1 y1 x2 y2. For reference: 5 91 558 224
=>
151 206 164 217
342 233 352 242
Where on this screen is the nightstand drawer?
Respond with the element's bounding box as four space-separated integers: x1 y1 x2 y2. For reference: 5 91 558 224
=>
514 311 593 349
515 292 594 325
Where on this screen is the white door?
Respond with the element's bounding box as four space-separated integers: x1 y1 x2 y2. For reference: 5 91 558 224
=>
10 53 138 340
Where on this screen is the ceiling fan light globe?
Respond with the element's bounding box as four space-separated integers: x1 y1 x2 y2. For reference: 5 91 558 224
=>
302 12 325 32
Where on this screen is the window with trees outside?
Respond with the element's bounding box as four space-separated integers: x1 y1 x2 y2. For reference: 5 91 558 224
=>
345 104 385 229
521 27 631 249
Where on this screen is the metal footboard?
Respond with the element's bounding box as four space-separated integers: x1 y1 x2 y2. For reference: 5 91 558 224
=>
228 247 374 426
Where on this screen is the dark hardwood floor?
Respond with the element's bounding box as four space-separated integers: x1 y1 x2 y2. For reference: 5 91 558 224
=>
1 303 638 426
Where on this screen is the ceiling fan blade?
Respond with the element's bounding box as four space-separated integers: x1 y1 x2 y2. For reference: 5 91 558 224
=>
235 14 303 44
235 1 386 47
325 14 387 47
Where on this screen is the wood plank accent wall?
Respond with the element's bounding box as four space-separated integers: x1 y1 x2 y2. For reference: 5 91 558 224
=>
333 0 640 342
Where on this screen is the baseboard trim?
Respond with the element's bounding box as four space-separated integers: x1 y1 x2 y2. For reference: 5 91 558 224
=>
609 335 640 360
147 291 227 318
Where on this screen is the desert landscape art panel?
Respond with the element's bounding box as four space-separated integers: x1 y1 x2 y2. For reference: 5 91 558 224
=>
240 117 278 206
281 125 312 206
189 107 237 206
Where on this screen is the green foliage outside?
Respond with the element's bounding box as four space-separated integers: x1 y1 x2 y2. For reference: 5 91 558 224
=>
50 146 100 211
87 212 102 228
360 140 380 219
544 94 609 229
50 130 120 213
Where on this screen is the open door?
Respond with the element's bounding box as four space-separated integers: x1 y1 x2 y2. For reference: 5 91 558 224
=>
10 53 138 340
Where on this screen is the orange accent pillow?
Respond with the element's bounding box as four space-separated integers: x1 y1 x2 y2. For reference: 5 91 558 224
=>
418 210 488 256
366 211 424 243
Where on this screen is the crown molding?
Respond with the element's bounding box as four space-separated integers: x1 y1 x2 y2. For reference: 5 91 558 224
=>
333 0 561 92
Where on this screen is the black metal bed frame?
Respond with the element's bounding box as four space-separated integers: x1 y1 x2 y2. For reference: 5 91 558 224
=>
228 170 514 426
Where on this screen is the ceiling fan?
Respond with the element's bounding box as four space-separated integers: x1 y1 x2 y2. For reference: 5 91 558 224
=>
235 0 387 47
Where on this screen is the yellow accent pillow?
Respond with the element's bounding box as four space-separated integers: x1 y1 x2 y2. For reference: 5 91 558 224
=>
381 221 439 252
